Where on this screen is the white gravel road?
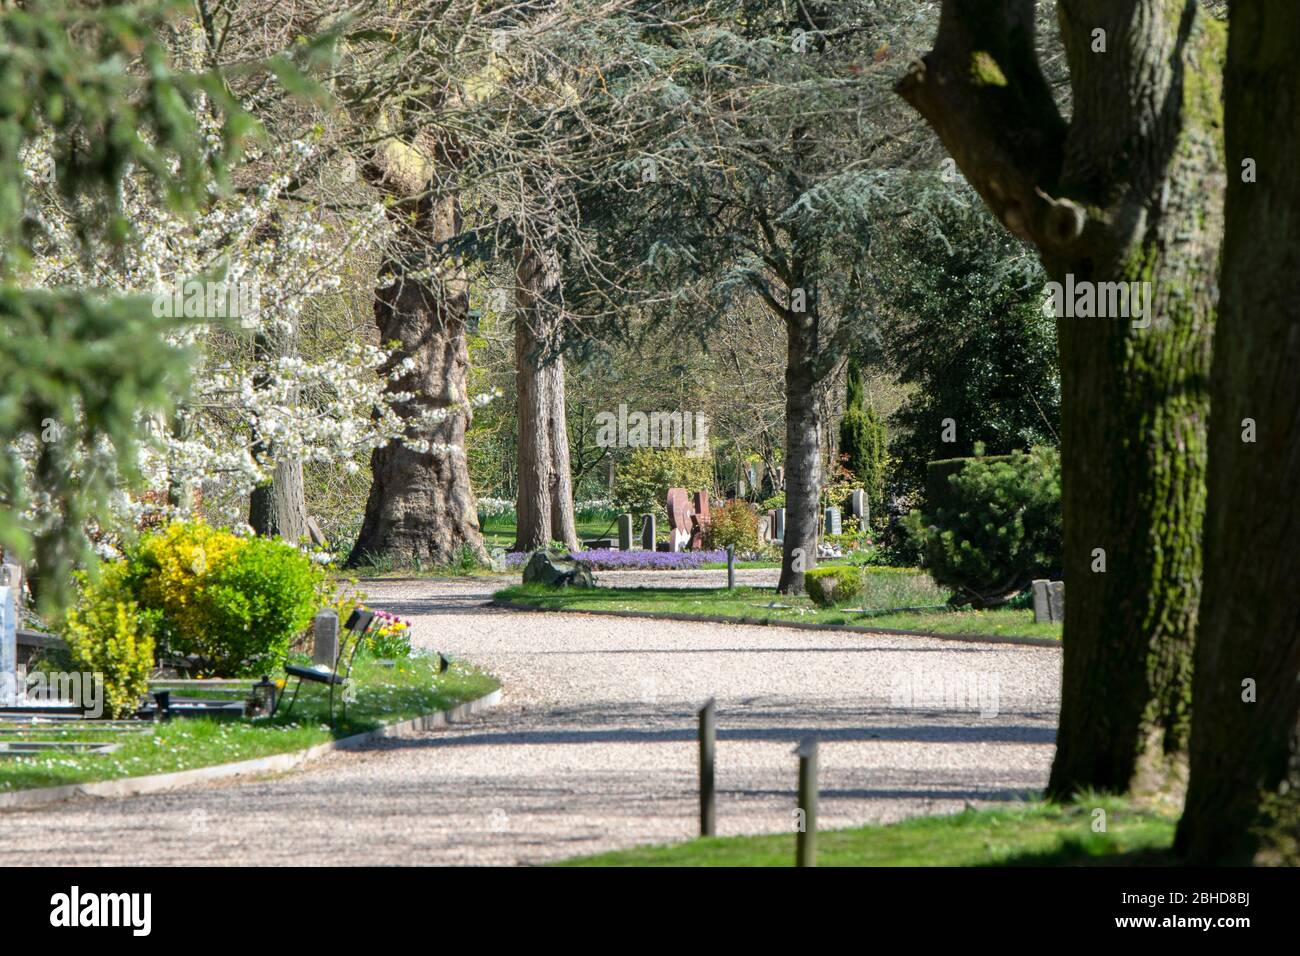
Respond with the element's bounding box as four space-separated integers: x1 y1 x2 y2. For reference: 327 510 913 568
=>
0 574 1062 866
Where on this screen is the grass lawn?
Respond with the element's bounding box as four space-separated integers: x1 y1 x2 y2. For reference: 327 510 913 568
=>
561 801 1176 866
494 583 1062 641
0 654 499 793
480 515 617 551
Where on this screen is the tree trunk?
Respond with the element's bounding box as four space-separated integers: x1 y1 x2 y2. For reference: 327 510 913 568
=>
1176 0 1300 865
346 181 487 567
512 244 578 552
778 311 821 594
249 457 307 544
899 1 1226 799
546 356 579 549
513 312 552 553
249 328 307 543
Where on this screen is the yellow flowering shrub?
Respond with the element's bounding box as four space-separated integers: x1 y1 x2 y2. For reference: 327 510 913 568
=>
127 520 326 675
132 520 245 648
64 562 157 718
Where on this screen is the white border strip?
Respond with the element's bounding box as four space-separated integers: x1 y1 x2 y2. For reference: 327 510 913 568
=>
0 687 502 811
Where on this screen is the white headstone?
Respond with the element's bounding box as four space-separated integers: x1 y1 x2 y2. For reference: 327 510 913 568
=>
0 585 15 706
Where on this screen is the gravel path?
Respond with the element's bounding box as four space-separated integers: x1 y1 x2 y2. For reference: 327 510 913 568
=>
1 575 1061 866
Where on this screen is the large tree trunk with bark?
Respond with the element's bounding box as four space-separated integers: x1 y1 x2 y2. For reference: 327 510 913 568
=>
899 0 1225 799
1176 0 1300 865
249 328 307 543
249 458 307 543
347 125 487 568
778 311 821 594
512 244 578 553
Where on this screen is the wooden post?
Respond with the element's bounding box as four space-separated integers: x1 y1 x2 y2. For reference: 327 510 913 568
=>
699 696 716 836
726 544 735 590
795 737 819 867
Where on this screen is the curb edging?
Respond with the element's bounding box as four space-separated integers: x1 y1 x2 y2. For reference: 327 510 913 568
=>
491 599 1060 649
0 687 502 811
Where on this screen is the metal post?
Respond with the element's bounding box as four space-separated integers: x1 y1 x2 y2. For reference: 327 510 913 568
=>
726 544 735 590
699 696 716 836
795 737 818 867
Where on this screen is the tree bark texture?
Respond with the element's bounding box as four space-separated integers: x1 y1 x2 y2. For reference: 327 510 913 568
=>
347 125 487 568
512 243 579 553
778 310 822 594
898 0 1226 799
1176 0 1300 865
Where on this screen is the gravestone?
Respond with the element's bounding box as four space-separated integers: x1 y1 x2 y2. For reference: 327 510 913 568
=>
1031 580 1051 623
1048 581 1065 622
666 488 692 552
770 507 786 542
586 538 614 550
640 513 657 551
617 513 636 551
0 564 19 706
313 609 340 668
757 514 772 544
849 489 866 520
824 506 842 536
689 491 711 549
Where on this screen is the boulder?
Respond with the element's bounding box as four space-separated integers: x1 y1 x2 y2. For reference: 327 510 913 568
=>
522 550 597 589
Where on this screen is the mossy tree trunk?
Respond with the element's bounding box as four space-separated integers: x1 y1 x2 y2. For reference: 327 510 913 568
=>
1176 0 1300 864
898 0 1226 799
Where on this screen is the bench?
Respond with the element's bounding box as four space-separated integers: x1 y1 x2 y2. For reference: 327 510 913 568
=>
277 609 375 726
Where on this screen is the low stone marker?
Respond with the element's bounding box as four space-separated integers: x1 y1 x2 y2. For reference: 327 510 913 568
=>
641 513 656 550
824 506 842 536
0 564 20 705
849 489 866 520
313 609 340 668
770 507 786 542
1048 581 1065 622
617 513 636 551
1032 579 1065 623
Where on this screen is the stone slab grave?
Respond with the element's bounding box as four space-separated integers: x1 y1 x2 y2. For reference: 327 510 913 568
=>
1032 579 1065 623
314 609 340 668
617 513 637 551
769 507 786 542
824 506 842 536
640 513 656 550
849 488 867 522
1 564 19 706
